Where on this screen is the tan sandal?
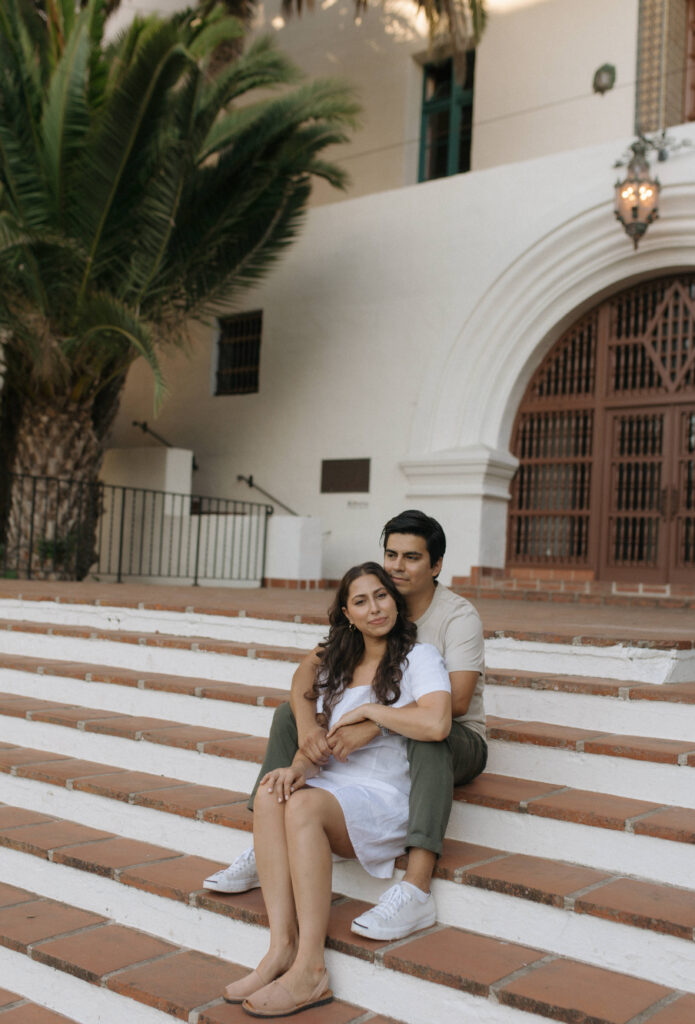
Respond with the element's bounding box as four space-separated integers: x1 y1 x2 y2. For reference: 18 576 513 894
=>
242 969 333 1018
224 968 271 1004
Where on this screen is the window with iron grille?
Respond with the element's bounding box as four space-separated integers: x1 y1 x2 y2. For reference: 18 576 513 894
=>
215 311 262 395
635 0 695 131
419 53 475 182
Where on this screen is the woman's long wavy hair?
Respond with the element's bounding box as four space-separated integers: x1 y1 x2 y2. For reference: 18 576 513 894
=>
310 562 417 721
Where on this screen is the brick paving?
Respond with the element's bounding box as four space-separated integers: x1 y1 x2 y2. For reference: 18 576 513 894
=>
496 959 671 1024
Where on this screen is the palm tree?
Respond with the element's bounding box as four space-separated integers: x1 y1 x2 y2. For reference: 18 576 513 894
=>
0 0 358 576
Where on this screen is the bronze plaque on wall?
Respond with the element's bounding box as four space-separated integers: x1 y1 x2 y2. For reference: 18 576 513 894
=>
321 459 370 493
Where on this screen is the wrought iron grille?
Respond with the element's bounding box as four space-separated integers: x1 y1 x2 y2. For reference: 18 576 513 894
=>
508 313 596 565
1 473 273 584
508 274 695 580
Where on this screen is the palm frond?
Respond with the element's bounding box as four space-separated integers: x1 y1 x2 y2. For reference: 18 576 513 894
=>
40 4 92 225
75 18 194 300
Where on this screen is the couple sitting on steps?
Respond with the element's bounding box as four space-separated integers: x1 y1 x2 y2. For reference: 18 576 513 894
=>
206 509 487 1018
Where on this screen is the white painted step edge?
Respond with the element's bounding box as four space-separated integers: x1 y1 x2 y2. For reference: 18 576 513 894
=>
0 631 296 688
0 599 328 651
0 666 276 738
485 638 694 685
486 685 695 743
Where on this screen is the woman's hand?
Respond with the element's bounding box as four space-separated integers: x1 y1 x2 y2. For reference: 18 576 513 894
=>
260 763 315 802
327 704 374 737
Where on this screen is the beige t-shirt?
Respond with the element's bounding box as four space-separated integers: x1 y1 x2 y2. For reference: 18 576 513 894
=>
414 584 486 742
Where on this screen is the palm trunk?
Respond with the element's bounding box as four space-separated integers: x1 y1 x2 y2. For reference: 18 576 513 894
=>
4 402 104 580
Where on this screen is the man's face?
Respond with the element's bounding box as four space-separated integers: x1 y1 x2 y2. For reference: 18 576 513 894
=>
383 532 441 600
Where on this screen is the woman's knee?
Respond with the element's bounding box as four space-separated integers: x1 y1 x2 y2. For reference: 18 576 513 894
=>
254 782 284 816
284 788 316 827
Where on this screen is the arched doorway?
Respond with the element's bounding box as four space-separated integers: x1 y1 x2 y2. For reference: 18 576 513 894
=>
507 273 695 583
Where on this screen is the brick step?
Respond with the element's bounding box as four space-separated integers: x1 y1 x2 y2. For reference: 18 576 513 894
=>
0 876 382 1024
6 585 695 640
1 676 694 809
0 806 694 1017
0 598 327 651
1 795 695 990
3 649 695 748
0 736 693 889
0 988 79 1023
1 615 693 689
0 619 302 689
486 671 695 742
452 581 695 609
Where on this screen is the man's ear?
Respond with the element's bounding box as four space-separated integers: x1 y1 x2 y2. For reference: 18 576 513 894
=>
431 557 443 580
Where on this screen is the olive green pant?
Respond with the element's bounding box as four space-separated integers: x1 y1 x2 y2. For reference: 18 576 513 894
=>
247 701 487 856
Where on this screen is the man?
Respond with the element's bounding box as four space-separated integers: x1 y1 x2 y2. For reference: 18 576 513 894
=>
204 510 487 940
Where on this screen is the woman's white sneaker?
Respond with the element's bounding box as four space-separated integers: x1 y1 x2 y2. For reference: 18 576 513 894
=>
350 881 436 940
203 847 259 893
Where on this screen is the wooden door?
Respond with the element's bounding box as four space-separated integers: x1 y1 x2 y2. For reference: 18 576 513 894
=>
508 274 695 582
672 405 695 581
602 407 670 581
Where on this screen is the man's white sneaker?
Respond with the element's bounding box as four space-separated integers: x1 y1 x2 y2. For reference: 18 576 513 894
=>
203 847 259 893
350 882 436 940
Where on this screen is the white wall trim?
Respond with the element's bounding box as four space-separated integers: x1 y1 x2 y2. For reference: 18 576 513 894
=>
417 181 695 458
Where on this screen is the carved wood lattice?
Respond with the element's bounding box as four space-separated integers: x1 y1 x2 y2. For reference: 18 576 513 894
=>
508 275 695 581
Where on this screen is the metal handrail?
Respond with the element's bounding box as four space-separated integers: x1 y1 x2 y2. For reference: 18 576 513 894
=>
132 421 199 471
237 474 298 516
1 472 273 584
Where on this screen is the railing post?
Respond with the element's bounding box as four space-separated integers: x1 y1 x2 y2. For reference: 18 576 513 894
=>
27 476 37 580
193 500 203 586
116 487 127 584
260 505 273 585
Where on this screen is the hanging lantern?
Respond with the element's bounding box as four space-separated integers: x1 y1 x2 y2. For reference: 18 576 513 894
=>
614 140 660 249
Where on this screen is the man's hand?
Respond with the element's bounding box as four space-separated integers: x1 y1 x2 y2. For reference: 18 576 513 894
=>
298 721 332 765
327 720 380 762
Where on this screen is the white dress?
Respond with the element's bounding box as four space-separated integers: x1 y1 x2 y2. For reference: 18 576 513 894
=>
305 643 450 878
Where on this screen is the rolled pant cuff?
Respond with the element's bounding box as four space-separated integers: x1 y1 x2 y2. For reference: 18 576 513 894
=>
404 832 443 856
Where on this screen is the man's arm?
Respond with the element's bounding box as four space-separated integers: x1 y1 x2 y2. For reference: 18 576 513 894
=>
290 649 382 762
449 670 481 718
438 598 485 718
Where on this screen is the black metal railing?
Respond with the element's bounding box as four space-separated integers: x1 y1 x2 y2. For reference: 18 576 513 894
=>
1 473 273 584
237 474 298 515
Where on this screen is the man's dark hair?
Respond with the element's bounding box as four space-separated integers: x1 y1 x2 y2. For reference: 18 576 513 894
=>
380 509 446 568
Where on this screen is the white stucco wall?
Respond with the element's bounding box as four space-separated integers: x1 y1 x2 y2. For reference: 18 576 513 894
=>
245 0 639 201
107 121 695 580
472 0 638 171
111 0 640 202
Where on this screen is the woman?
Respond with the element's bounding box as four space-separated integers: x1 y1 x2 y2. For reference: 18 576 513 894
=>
224 562 451 1018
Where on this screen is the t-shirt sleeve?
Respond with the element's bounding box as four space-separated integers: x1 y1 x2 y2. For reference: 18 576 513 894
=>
404 643 451 701
442 606 485 674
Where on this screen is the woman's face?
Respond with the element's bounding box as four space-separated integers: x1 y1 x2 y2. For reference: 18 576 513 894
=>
343 573 398 640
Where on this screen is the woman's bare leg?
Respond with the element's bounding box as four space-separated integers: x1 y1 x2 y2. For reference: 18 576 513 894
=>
249 783 300 979
274 787 354 1002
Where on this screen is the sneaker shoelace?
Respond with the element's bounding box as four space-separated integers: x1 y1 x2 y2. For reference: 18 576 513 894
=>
371 884 412 921
229 848 255 875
